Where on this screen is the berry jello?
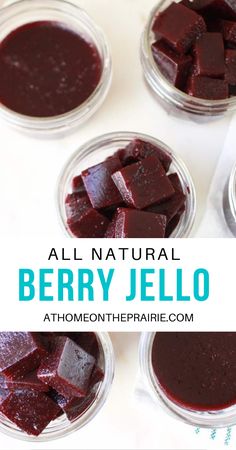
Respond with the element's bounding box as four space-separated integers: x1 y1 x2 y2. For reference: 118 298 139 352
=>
0 332 114 441
58 132 196 239
141 0 236 116
140 332 236 428
0 0 111 134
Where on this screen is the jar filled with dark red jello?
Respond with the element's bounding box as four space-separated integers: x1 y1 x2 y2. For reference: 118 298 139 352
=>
140 332 236 427
0 0 111 135
223 162 236 236
141 0 236 117
57 132 196 239
0 332 114 441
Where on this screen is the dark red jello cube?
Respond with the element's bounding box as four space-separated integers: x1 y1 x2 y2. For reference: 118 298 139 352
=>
0 390 61 436
152 3 206 54
38 337 95 398
4 370 49 392
225 49 236 86
146 173 186 223
58 332 100 360
0 332 47 379
152 40 192 88
182 0 236 19
222 20 236 45
194 33 225 78
112 155 174 210
81 156 123 209
117 139 172 172
65 193 109 238
72 175 86 195
114 208 167 238
187 76 229 99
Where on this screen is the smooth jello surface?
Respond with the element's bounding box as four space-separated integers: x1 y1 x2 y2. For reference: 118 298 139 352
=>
0 21 102 117
0 332 104 436
152 332 236 410
151 1 236 100
65 138 188 238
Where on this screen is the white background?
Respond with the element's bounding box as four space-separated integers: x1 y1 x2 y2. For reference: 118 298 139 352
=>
0 0 235 449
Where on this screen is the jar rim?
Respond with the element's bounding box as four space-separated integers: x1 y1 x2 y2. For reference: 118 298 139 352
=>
139 332 236 428
0 0 112 134
0 332 115 442
228 162 236 222
56 130 197 239
140 0 236 117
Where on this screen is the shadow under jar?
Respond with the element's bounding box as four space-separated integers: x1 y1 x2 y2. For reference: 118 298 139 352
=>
0 0 112 136
140 332 236 428
140 0 236 118
57 132 196 239
0 332 114 442
223 162 236 237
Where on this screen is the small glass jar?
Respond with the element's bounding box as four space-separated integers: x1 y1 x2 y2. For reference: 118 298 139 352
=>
139 332 236 428
140 0 236 119
223 163 236 237
57 131 196 238
0 0 112 136
0 332 114 442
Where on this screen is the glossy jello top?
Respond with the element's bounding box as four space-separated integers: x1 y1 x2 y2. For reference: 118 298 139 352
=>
152 332 236 411
0 21 102 117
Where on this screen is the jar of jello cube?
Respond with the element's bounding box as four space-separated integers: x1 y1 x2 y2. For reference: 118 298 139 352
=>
139 332 236 428
57 131 196 239
140 0 236 118
223 162 236 237
0 0 112 136
0 332 114 442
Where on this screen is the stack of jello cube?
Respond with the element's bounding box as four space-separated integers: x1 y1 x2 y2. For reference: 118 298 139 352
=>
0 332 103 436
151 0 236 99
65 139 187 239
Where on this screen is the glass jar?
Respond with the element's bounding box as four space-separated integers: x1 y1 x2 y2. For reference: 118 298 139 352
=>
0 0 112 136
57 131 196 238
223 163 236 237
0 332 114 442
139 332 236 428
140 0 236 118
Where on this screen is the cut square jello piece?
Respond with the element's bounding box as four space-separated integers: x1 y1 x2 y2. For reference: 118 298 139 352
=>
65 193 109 238
81 156 123 209
146 173 186 223
0 390 61 436
187 76 229 99
2 370 49 392
182 0 236 20
152 2 206 54
0 332 47 380
117 139 172 172
38 337 95 398
222 20 236 46
225 49 236 86
152 40 192 88
194 33 225 78
114 208 167 238
112 155 175 210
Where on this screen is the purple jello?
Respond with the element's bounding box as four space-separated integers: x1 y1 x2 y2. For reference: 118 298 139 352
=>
37 337 95 398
